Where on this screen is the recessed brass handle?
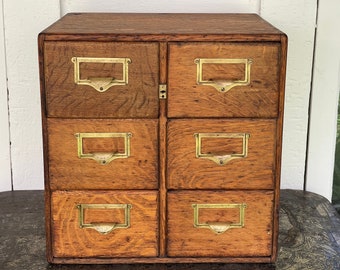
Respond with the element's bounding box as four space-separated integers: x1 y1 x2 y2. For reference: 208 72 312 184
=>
75 132 132 165
194 58 252 93
71 57 132 92
194 132 250 165
77 203 132 235
192 203 247 234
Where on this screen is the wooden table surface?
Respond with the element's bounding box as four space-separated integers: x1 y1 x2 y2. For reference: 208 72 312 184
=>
0 189 339 269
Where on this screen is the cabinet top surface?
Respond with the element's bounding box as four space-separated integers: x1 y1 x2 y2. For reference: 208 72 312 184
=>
41 13 284 40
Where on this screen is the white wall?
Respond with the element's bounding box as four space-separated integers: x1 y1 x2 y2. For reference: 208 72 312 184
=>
1 0 60 190
60 0 260 14
0 0 12 191
1 0 338 201
306 0 340 199
261 1 318 190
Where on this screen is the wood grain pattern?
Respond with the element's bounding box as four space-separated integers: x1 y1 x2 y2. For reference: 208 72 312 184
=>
51 190 158 258
38 13 287 264
167 190 274 257
38 33 54 262
168 42 280 118
48 118 158 190
167 119 276 190
272 34 288 262
41 13 283 40
44 42 159 118
158 42 168 257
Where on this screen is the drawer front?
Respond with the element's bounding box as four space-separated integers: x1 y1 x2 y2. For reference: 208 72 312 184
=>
168 42 280 118
51 190 158 258
44 41 159 118
167 119 276 190
48 118 158 190
167 191 274 257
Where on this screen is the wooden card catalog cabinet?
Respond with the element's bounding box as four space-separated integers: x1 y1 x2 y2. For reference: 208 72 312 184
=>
39 13 287 264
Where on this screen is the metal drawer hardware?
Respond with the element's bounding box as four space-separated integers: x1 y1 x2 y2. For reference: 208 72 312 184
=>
192 203 247 234
71 57 132 92
75 132 132 165
194 133 250 165
159 84 167 99
194 58 252 93
77 203 132 235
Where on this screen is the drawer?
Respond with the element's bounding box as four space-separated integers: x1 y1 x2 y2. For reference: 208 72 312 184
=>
44 41 159 118
167 190 274 257
168 42 280 118
167 119 276 189
47 118 158 190
51 190 158 258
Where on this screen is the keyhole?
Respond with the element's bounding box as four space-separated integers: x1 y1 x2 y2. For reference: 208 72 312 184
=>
160 90 166 98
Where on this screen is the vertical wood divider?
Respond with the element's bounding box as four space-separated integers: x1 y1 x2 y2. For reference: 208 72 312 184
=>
159 42 168 257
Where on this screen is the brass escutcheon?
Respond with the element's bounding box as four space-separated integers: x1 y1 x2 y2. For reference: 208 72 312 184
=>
194 58 252 93
71 57 132 92
194 132 250 165
77 203 132 234
75 132 132 165
192 203 247 234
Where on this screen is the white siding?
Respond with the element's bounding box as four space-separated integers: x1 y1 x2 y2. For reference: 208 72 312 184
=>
3 0 60 190
0 0 11 191
306 0 340 200
260 1 318 190
60 0 260 15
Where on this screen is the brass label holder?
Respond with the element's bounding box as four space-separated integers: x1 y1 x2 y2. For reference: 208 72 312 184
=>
75 132 132 165
192 203 247 234
77 203 132 235
71 57 132 92
194 58 252 93
194 132 250 165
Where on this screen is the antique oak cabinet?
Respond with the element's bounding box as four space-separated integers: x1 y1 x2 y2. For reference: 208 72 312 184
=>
38 13 287 264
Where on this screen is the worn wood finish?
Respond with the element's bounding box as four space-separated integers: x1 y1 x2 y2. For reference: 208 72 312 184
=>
167 191 274 257
51 190 158 258
168 42 280 118
41 13 283 42
44 42 159 118
158 42 168 257
39 13 287 264
167 119 276 190
272 34 288 261
47 118 159 190
38 33 54 262
51 257 272 264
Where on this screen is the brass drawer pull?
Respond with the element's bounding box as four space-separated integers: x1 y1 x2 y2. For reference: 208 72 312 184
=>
77 203 132 235
194 133 250 165
194 58 252 93
71 57 132 92
192 203 247 234
75 132 132 165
